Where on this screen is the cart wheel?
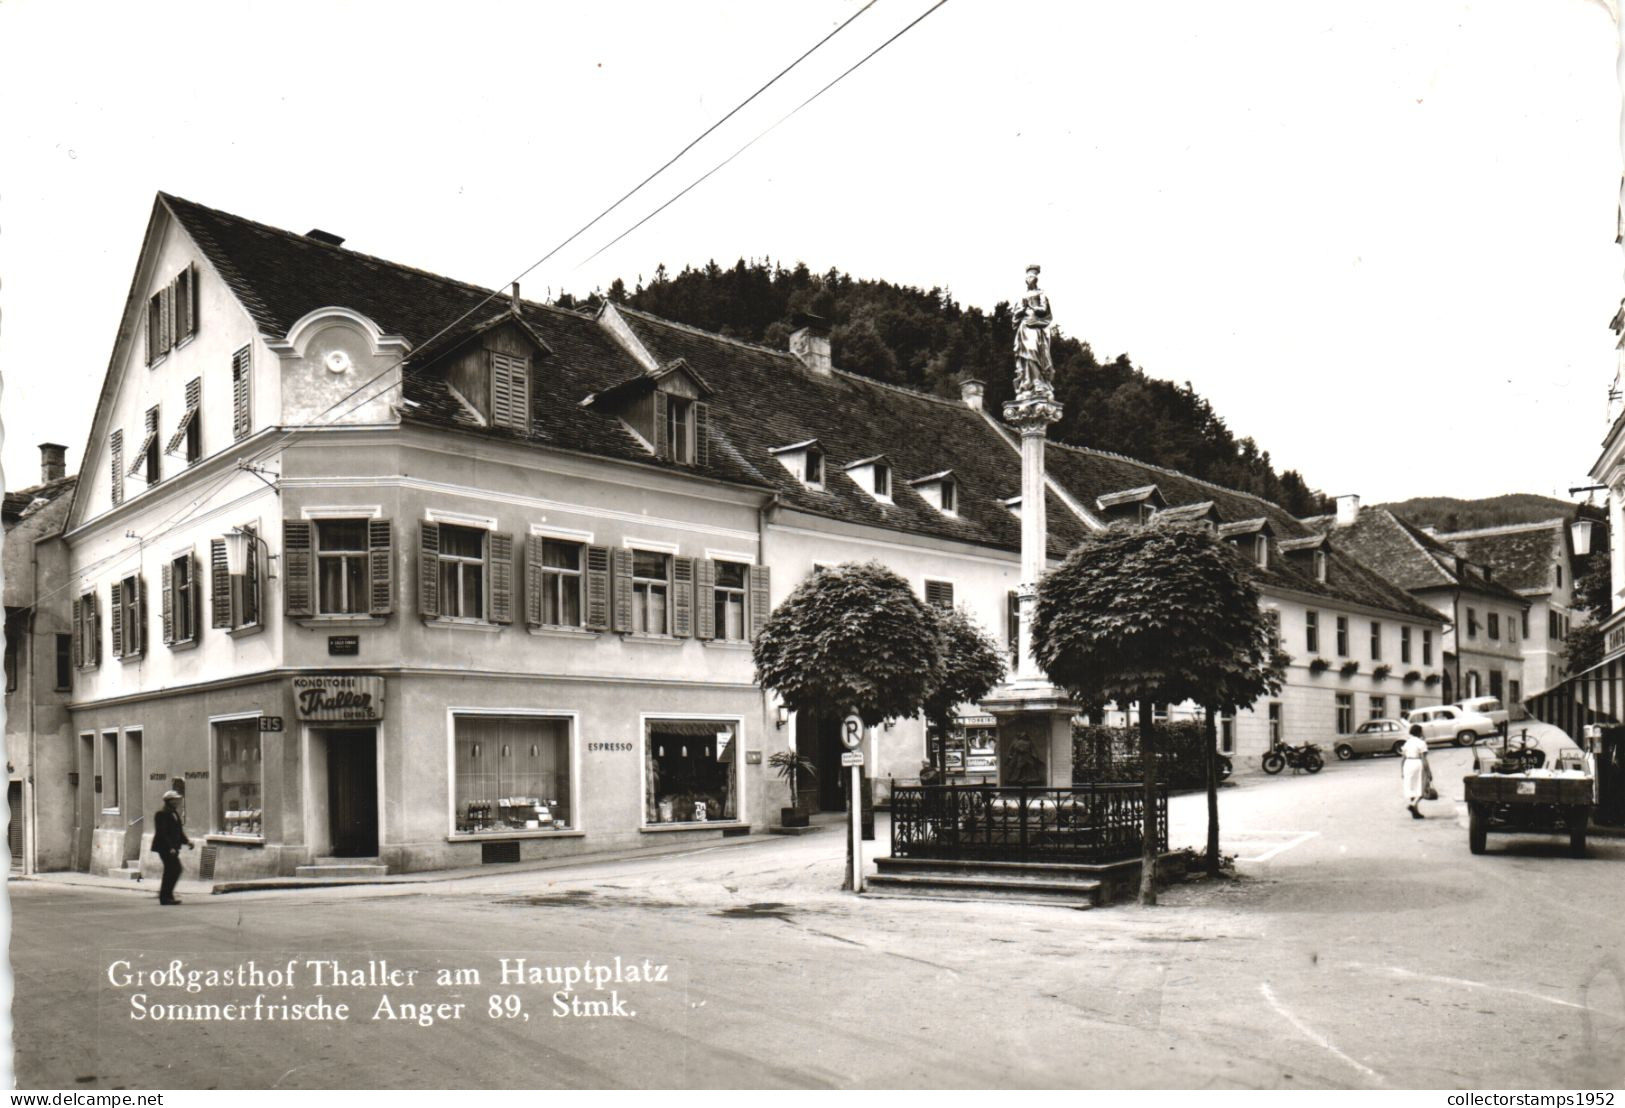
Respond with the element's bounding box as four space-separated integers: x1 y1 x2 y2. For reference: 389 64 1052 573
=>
1335 743 1354 761
1468 804 1487 854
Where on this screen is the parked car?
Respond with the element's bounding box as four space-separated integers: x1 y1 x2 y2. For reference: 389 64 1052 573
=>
1454 696 1509 731
1402 704 1498 747
1335 718 1408 760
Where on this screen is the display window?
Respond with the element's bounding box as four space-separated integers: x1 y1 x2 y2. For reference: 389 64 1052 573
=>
453 715 572 834
644 718 738 824
214 717 263 837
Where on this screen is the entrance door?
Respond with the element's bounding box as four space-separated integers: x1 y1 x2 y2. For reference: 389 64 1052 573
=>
123 731 144 864
812 714 845 812
326 728 378 857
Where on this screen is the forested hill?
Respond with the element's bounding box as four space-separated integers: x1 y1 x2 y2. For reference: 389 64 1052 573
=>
556 261 1330 516
1378 494 1579 532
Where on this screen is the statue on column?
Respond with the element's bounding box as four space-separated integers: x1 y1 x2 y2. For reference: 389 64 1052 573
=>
1012 264 1054 399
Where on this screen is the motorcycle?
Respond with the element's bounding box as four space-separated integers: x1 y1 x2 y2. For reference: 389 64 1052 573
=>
1261 741 1324 775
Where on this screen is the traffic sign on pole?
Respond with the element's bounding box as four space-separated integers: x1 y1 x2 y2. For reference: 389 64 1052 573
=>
840 714 864 750
840 750 865 767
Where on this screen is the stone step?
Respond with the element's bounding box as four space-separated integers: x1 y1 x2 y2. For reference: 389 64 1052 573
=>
313 856 381 865
294 863 389 879
874 855 1120 884
109 866 144 881
863 872 1101 908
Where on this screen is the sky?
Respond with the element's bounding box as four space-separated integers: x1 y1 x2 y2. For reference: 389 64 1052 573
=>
0 0 1619 506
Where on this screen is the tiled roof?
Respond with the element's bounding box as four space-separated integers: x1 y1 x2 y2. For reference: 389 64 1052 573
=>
1304 506 1529 605
1438 520 1564 595
3 475 76 524
1041 444 1444 622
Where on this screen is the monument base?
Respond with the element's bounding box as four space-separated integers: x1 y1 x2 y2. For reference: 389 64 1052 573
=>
982 680 1078 788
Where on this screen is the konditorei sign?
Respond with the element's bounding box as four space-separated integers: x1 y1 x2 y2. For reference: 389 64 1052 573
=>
292 675 385 722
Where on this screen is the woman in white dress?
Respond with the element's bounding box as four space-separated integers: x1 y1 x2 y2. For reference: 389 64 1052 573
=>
1401 728 1430 819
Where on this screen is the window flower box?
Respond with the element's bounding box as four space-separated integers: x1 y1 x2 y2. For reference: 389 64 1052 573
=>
1339 660 1359 678
1372 664 1392 681
1308 657 1332 674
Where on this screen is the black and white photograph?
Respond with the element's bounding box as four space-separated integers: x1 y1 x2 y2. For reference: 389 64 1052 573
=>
2 0 1622 1094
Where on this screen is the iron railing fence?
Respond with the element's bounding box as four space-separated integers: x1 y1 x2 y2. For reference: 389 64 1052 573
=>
889 783 1167 864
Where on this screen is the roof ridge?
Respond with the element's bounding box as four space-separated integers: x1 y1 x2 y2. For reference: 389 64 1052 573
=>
1436 519 1567 540
1045 439 1303 523
162 192 596 330
617 303 978 413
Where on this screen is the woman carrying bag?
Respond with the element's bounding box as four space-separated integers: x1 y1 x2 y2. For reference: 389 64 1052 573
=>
1401 725 1432 819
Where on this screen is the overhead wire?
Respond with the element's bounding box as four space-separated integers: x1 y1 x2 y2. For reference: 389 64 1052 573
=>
45 1 937 612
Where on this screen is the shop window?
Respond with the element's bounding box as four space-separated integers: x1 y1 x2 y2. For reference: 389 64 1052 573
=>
453 715 572 835
631 550 670 635
712 561 747 641
213 718 263 838
102 730 119 809
645 719 738 824
1335 694 1353 735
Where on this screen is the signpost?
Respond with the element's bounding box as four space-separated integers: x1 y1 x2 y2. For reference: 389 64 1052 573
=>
841 713 865 893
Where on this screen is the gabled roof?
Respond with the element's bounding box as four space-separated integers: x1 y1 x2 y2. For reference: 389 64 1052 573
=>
3 475 77 526
1303 506 1528 605
1096 484 1163 511
1039 441 1444 623
1277 533 1330 553
1437 519 1566 595
1217 517 1273 538
1155 499 1218 524
408 305 554 370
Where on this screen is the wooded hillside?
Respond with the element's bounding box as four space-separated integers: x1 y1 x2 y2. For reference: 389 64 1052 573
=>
1378 494 1579 532
559 261 1329 516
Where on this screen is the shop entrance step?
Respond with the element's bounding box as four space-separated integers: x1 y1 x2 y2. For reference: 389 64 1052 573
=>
295 858 388 879
109 862 144 881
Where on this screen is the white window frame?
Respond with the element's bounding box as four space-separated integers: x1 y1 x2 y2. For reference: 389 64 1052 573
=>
436 523 489 621
538 536 587 629
712 559 750 642
639 711 747 829
630 547 672 636
314 518 372 616
445 708 581 840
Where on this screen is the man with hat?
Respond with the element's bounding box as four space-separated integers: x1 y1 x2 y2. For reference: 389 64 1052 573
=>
152 790 193 905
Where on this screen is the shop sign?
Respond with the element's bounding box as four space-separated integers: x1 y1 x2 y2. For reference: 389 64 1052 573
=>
148 772 167 781
293 675 384 722
184 770 210 780
258 716 285 732
956 714 996 727
328 635 360 656
744 750 763 765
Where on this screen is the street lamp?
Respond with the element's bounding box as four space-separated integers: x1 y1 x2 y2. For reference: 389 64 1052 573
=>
223 527 277 579
1567 484 1608 556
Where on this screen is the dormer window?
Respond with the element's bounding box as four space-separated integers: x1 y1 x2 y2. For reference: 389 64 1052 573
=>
769 440 825 489
665 395 694 464
1315 550 1328 582
489 351 531 432
907 470 958 516
844 456 894 504
1096 484 1166 525
1254 536 1269 569
584 357 712 469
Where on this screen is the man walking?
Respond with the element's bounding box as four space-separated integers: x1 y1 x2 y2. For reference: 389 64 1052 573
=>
152 790 192 905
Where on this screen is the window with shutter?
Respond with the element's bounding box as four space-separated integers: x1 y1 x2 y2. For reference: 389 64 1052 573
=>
146 295 162 365
693 402 709 467
629 550 670 634
924 580 954 609
159 285 173 354
712 561 747 641
490 352 530 432
161 562 174 645
72 598 83 668
110 582 124 659
419 522 441 618
282 522 313 618
86 593 101 666
524 535 544 627
532 538 585 628
232 346 252 440
167 378 202 462
239 530 260 628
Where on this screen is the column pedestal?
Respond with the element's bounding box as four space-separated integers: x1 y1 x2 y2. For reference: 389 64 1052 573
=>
982 682 1077 788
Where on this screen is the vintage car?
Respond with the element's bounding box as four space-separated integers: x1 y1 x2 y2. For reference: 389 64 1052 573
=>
1403 704 1499 746
1465 729 1595 857
1335 718 1408 760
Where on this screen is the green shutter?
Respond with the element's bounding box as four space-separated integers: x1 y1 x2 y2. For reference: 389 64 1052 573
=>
232 346 252 440
584 545 611 630
489 532 514 624
110 582 124 659
652 391 668 459
368 519 393 616
161 562 174 645
419 522 441 617
71 599 82 667
282 523 313 618
695 559 716 641
694 402 710 467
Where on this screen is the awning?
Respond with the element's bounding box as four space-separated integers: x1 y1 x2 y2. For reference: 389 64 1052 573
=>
1525 655 1625 738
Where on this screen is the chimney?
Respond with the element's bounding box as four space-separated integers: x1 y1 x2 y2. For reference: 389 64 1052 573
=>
306 229 345 247
960 379 985 411
38 442 66 485
1335 494 1360 527
510 282 521 311
788 313 832 376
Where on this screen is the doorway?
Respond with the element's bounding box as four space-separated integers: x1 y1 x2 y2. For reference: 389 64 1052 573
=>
809 714 845 812
325 728 378 857
122 730 144 864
